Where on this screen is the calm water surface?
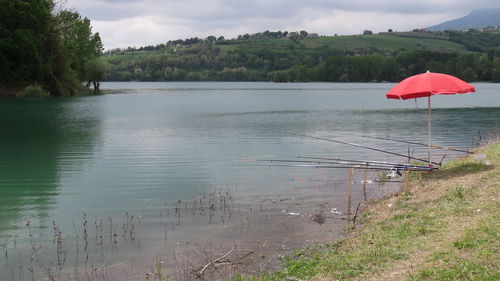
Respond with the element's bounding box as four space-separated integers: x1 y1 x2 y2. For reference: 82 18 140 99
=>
1 82 499 280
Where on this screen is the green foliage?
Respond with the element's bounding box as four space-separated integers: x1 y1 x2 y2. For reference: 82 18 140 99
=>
57 10 103 80
100 31 500 83
84 59 106 82
443 29 500 52
0 0 102 96
492 61 500 82
0 0 53 84
16 84 49 97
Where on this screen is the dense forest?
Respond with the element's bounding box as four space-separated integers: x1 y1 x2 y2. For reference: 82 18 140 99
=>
0 0 103 96
101 29 500 83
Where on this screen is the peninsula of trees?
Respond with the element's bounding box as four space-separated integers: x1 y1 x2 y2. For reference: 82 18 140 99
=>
0 0 103 96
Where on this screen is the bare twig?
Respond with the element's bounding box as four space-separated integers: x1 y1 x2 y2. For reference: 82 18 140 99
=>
215 250 255 267
196 248 234 277
233 250 254 262
352 202 362 229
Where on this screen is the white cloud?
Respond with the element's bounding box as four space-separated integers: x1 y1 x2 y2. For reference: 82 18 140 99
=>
65 0 500 49
92 16 193 48
301 10 458 36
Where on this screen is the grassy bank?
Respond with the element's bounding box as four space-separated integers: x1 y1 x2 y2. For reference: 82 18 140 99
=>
240 141 499 281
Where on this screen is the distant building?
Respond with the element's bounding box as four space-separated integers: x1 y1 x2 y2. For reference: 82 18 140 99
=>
307 33 319 38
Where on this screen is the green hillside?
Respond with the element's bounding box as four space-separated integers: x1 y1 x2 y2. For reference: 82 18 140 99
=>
302 34 469 52
101 30 500 83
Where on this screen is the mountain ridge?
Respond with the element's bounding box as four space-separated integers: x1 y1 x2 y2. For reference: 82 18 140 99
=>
426 9 500 31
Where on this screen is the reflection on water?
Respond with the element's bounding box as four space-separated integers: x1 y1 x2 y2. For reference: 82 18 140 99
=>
0 98 103 237
0 82 499 280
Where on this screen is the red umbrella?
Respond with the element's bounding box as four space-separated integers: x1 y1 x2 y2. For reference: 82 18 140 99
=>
386 71 475 165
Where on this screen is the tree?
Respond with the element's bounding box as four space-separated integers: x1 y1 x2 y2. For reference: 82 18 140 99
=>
462 67 477 82
0 0 103 96
206 35 217 44
288 32 300 42
84 59 106 93
492 61 500 82
0 0 53 84
56 10 103 80
272 71 289 82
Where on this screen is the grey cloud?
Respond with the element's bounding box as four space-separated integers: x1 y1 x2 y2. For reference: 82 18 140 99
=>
71 0 500 21
66 0 500 48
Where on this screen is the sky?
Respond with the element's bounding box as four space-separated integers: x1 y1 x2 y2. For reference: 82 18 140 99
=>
64 0 500 49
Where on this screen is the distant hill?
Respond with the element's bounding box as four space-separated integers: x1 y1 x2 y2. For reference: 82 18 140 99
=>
427 9 500 31
99 29 500 83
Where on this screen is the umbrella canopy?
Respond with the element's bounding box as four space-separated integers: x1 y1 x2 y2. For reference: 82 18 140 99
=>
387 71 475 100
386 71 475 165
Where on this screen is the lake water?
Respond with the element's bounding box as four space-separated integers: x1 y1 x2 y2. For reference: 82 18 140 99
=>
1 82 499 280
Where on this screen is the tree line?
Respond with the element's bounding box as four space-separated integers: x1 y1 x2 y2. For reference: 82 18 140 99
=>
272 49 500 82
101 28 500 83
104 30 312 55
0 0 103 96
102 41 500 83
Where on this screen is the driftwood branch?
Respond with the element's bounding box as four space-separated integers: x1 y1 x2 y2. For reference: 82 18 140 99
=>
234 250 254 262
196 248 234 277
194 248 255 278
214 251 255 267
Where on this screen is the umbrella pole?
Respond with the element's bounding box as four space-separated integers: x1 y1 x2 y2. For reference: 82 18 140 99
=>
428 96 432 166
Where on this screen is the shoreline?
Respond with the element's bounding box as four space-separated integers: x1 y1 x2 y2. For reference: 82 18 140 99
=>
243 140 499 281
0 142 495 280
0 84 99 97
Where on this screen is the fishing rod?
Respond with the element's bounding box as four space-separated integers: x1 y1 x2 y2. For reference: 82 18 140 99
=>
297 156 436 169
254 164 432 171
258 159 435 171
294 134 441 166
361 135 474 154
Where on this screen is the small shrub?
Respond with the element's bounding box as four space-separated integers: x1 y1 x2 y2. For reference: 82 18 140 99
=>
17 84 50 97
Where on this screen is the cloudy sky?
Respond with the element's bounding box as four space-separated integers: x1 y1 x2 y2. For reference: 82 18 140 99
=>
64 0 500 49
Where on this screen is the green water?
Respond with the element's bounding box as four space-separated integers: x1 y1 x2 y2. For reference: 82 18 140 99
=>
0 82 498 280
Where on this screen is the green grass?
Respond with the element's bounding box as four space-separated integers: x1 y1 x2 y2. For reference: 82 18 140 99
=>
411 216 500 281
302 34 469 52
237 141 499 281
